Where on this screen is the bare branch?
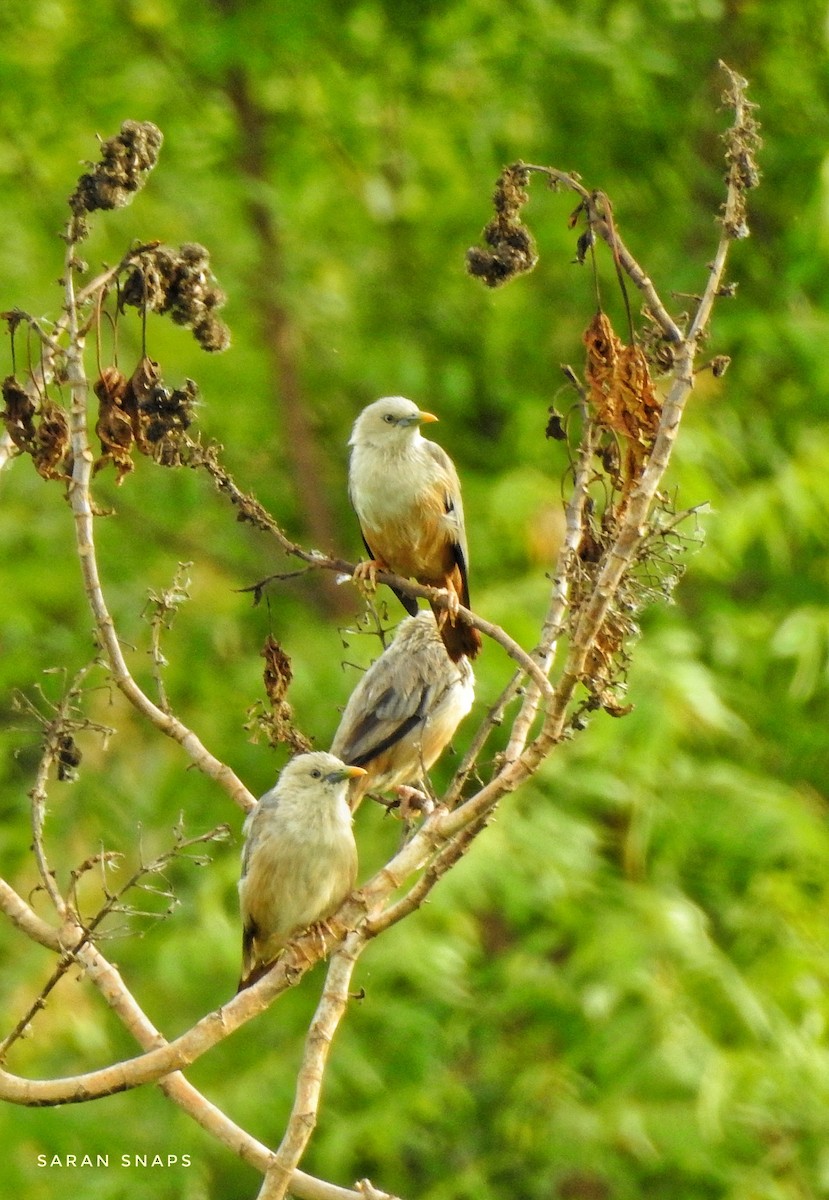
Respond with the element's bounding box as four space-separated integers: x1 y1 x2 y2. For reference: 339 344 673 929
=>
259 938 361 1200
0 877 60 950
58 241 255 813
0 883 387 1198
501 403 602 764
1 820 230 1060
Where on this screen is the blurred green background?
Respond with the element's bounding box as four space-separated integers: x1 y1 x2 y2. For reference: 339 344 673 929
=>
2 1 829 1197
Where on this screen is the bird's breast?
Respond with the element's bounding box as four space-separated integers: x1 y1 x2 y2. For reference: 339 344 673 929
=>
350 444 430 523
351 445 454 579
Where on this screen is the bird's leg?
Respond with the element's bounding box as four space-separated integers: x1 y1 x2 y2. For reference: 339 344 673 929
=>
366 790 400 815
394 784 435 821
302 917 345 959
370 785 433 822
352 558 386 591
435 587 461 628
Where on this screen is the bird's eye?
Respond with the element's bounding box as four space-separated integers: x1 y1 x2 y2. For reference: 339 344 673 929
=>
383 413 396 424
310 768 322 779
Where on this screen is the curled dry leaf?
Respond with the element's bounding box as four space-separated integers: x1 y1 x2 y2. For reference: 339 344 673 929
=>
1 375 37 452
583 310 661 481
93 358 202 478
94 367 135 482
262 636 293 708
33 400 71 481
252 635 314 755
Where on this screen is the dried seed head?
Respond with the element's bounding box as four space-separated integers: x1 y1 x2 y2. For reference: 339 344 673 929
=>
68 121 163 236
718 64 761 240
120 243 231 352
466 164 538 287
193 316 232 353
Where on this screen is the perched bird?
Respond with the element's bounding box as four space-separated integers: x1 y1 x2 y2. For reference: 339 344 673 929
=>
237 751 364 990
348 396 482 662
331 612 475 812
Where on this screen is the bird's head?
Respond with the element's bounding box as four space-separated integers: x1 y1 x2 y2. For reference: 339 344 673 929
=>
277 752 366 798
349 396 438 447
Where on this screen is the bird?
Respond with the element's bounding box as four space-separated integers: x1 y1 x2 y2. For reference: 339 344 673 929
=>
237 751 364 990
330 612 475 813
348 396 482 662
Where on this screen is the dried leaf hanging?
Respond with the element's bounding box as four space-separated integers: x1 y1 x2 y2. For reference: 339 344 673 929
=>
1 375 71 480
33 399 71 481
583 310 661 482
94 367 135 482
466 164 538 288
251 636 313 755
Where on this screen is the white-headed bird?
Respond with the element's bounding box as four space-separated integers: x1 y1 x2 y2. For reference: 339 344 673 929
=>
348 396 482 662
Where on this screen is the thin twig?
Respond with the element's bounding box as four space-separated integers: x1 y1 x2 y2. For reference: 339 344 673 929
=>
192 446 554 705
501 405 602 764
1 822 228 1061
143 562 193 714
521 163 684 342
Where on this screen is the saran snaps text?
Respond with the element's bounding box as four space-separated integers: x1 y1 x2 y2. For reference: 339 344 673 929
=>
37 1153 191 1167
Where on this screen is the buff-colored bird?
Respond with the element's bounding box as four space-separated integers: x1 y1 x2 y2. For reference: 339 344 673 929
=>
348 396 482 662
237 751 364 990
331 612 475 812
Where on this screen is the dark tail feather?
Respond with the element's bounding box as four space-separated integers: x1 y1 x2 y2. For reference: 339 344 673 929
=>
431 602 482 662
236 958 274 993
392 585 419 618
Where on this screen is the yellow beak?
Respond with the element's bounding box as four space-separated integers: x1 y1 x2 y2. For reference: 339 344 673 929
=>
326 764 367 784
418 410 439 424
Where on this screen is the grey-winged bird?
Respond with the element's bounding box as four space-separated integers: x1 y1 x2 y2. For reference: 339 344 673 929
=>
237 751 364 990
348 396 482 662
331 612 474 813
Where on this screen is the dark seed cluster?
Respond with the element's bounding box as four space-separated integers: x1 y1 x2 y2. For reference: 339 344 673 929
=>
120 243 231 352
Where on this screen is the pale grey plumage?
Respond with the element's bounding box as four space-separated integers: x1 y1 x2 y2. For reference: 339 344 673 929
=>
330 612 474 808
237 751 362 989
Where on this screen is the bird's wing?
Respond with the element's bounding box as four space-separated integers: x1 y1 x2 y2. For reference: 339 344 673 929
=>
423 441 471 607
240 817 256 878
239 793 280 878
241 919 258 972
334 677 434 767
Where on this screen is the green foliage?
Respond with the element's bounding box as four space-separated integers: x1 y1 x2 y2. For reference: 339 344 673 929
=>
1 2 828 1198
